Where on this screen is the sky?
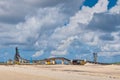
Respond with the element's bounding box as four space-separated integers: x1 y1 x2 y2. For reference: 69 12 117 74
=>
0 0 120 63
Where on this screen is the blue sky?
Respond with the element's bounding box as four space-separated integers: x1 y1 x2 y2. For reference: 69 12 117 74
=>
0 0 120 63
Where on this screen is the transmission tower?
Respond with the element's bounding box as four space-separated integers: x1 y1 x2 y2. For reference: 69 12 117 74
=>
93 53 97 64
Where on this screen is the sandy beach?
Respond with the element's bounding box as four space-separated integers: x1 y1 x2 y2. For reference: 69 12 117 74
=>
0 64 119 80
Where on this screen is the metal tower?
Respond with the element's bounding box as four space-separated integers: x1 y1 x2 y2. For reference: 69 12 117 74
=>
14 47 21 62
93 53 97 63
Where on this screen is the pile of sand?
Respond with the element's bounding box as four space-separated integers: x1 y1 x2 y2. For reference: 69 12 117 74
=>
0 64 119 80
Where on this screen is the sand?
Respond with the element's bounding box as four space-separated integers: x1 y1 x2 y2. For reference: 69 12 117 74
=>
0 63 119 80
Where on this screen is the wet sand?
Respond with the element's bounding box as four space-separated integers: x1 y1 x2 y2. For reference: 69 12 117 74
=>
0 63 119 80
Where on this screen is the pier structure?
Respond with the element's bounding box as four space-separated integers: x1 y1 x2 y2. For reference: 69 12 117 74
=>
42 57 71 65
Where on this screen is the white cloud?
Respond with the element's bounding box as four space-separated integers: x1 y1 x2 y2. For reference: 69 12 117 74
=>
110 0 120 14
0 6 68 48
0 0 84 24
32 50 44 58
0 0 120 59
0 0 84 45
50 0 108 56
51 36 77 56
99 52 120 57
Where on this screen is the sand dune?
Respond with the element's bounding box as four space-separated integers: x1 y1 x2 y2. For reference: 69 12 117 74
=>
0 64 119 80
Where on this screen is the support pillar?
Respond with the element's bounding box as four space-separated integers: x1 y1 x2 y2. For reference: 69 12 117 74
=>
52 60 55 65
45 61 47 65
62 60 64 65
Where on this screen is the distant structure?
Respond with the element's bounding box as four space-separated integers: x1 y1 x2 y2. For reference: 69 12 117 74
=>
13 47 87 65
14 47 29 64
34 57 71 65
14 47 21 64
71 59 86 65
93 53 97 63
7 59 13 65
43 57 71 65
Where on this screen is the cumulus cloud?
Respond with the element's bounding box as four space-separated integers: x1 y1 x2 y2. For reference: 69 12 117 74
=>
51 36 78 56
99 33 114 41
110 0 120 14
50 0 108 56
0 0 84 56
87 13 120 32
0 0 83 24
50 0 120 58
32 50 44 58
0 0 120 61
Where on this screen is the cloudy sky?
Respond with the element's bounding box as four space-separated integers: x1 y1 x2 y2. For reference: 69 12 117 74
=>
0 0 120 63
